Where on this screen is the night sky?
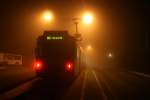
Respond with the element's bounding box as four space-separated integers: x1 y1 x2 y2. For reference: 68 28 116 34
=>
0 0 149 67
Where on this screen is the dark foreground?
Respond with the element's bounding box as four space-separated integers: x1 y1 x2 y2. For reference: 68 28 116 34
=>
1 67 150 100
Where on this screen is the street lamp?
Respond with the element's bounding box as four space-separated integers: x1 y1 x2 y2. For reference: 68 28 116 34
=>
107 52 113 58
72 12 93 41
87 45 92 51
42 11 54 22
82 12 93 24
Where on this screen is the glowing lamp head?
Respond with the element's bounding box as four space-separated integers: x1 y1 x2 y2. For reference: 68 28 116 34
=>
43 11 53 22
108 53 113 58
87 45 92 50
82 12 93 24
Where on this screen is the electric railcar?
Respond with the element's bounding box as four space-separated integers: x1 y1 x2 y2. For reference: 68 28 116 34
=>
34 31 85 81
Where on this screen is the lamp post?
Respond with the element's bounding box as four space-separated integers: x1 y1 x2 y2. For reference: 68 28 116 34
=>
72 18 82 41
72 12 93 71
72 17 82 73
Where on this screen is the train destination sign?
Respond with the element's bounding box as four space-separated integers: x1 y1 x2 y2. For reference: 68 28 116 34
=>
46 36 63 40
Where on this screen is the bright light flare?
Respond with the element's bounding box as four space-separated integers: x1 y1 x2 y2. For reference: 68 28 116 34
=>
36 63 40 68
68 64 71 69
108 53 113 58
43 11 53 22
87 45 92 50
65 61 73 71
82 12 93 24
34 61 43 70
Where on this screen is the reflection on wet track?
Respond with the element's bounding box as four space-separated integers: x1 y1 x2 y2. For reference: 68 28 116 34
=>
10 68 150 100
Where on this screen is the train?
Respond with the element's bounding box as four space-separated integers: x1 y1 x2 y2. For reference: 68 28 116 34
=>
34 30 85 82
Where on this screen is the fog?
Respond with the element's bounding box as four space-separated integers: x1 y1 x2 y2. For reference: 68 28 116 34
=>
0 0 149 70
